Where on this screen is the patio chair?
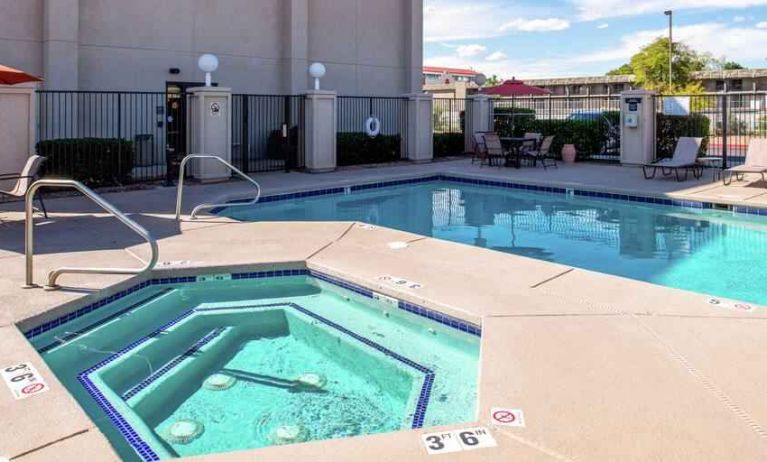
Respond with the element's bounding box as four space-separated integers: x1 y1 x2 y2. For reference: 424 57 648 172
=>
479 132 508 168
524 135 557 170
522 132 543 152
0 155 47 217
472 132 488 165
642 137 703 182
722 138 767 186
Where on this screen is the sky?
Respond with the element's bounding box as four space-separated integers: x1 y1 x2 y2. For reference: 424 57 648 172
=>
424 0 767 79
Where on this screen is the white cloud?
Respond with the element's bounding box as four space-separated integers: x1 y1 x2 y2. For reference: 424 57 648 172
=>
576 22 767 65
456 44 488 57
500 18 571 32
757 21 767 28
485 51 508 62
597 23 609 29
733 15 747 22
424 2 504 42
571 0 767 21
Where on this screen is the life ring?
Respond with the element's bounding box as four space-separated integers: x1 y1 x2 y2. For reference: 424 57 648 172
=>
365 116 381 137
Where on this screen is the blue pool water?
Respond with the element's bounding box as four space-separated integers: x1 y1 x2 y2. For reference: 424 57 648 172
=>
224 181 767 306
33 274 479 460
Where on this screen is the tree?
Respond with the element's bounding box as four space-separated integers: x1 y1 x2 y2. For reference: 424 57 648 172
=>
485 74 502 86
605 37 709 93
709 57 746 70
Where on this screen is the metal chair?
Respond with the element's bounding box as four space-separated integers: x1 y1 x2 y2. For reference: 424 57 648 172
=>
0 155 48 217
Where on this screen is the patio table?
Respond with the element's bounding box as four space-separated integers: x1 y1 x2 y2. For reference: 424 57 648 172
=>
697 156 723 182
500 137 538 169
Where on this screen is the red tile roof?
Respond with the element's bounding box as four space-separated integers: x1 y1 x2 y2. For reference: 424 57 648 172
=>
423 66 479 76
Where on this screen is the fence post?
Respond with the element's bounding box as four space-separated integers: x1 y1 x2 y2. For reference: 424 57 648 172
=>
186 86 233 181
619 90 656 165
404 93 433 163
304 90 337 172
721 94 728 169
465 95 492 153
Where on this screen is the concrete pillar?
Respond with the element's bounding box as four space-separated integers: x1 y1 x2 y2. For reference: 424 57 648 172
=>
465 95 493 153
0 84 37 189
404 93 433 163
304 90 337 172
43 0 79 90
284 0 309 94
187 87 232 181
619 90 656 166
405 0 425 94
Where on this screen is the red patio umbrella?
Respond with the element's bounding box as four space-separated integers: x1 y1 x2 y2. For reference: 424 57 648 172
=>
0 64 43 85
480 78 550 96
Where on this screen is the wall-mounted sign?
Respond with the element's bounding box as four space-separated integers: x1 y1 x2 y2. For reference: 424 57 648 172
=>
210 102 222 117
663 96 691 116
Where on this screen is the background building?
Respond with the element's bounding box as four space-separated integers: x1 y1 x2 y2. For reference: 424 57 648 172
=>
526 69 767 96
0 0 423 96
423 66 480 99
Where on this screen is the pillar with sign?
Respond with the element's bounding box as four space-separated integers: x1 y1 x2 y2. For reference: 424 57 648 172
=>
619 90 656 166
187 86 232 181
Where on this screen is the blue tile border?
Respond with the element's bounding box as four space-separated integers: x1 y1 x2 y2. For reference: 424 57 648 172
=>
27 268 481 344
79 301 435 461
214 173 767 217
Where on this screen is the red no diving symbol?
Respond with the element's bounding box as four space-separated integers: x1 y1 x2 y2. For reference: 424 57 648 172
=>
21 383 45 395
492 410 516 424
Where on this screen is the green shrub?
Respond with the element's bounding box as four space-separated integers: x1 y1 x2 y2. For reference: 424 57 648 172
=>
434 133 465 157
336 133 401 166
656 114 710 158
36 138 134 187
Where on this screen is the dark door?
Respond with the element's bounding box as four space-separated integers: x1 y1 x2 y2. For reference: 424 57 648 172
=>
164 81 215 183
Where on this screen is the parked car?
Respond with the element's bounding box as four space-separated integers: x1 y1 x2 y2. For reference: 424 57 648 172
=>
567 111 620 155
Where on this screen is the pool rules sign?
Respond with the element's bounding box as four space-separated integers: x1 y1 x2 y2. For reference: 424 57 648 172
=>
2 363 49 400
421 427 497 455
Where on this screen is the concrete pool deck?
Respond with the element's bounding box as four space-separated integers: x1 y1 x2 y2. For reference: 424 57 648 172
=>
0 160 766 461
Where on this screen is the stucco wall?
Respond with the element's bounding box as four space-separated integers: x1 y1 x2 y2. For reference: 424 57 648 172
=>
0 0 421 96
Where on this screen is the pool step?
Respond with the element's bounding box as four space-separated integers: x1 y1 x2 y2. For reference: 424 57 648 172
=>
121 327 229 401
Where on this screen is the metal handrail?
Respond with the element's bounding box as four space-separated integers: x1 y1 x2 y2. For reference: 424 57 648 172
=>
24 179 159 290
174 154 262 221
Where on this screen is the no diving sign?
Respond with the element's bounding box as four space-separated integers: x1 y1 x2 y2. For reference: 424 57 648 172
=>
2 363 49 400
490 408 525 427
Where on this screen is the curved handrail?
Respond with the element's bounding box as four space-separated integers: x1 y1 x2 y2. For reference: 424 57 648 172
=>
24 179 159 290
174 154 262 221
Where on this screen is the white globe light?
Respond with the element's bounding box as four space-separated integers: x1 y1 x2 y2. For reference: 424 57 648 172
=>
308 62 326 79
198 54 219 73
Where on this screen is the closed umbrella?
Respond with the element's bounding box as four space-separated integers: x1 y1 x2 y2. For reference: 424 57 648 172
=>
0 64 43 85
480 78 549 96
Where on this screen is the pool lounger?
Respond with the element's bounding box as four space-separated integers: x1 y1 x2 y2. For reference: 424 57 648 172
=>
642 137 703 182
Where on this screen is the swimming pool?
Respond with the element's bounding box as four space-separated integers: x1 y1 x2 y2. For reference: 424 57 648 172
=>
223 178 767 307
29 271 480 461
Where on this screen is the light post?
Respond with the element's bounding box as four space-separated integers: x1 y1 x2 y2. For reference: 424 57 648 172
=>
198 54 219 87
664 10 673 87
308 63 326 90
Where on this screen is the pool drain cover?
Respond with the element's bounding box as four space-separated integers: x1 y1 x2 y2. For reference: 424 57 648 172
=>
164 420 204 444
295 373 327 390
271 425 308 445
203 373 236 390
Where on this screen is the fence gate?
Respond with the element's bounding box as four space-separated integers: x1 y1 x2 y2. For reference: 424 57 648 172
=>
231 94 305 173
432 98 467 157
655 92 767 167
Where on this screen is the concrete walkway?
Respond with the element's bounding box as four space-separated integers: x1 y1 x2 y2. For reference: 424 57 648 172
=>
0 159 766 462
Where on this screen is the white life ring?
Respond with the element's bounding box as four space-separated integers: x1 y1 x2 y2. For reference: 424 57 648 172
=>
365 116 381 137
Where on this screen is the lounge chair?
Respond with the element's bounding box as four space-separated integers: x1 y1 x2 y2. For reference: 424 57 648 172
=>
0 155 47 217
523 135 557 170
642 137 703 182
479 132 508 167
722 138 767 186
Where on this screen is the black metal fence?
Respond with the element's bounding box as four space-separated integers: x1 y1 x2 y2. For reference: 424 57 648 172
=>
231 94 305 172
492 95 622 162
432 98 467 157
37 90 168 186
655 92 767 167
336 96 408 166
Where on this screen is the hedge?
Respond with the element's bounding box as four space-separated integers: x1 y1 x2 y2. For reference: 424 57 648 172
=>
337 133 401 166
434 133 465 157
36 138 134 187
493 107 609 160
655 114 710 158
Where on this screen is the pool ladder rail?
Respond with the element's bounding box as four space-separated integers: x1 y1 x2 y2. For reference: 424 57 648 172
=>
174 154 262 221
23 179 159 290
